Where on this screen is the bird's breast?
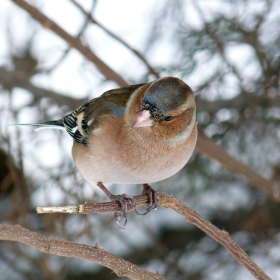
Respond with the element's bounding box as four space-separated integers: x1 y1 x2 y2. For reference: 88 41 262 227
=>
72 116 197 186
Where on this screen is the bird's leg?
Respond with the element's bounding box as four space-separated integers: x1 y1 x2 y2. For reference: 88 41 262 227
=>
97 182 136 228
135 183 159 215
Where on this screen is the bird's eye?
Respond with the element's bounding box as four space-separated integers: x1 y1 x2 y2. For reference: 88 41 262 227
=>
164 116 174 121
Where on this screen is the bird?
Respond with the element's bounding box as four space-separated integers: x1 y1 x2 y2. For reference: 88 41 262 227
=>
21 76 197 227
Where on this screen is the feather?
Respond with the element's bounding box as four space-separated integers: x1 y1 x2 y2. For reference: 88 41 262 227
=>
14 120 65 131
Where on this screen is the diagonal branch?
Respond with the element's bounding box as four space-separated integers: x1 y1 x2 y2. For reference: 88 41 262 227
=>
43 1 96 74
196 126 280 199
37 192 271 280
0 224 166 280
11 0 128 87
70 0 160 79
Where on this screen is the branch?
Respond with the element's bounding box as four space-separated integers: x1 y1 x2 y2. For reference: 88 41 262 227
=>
42 1 96 74
37 192 271 280
0 67 87 108
11 0 128 87
70 0 160 79
196 126 280 199
0 224 166 280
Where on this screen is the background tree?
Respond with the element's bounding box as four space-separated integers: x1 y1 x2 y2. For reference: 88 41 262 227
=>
0 0 279 279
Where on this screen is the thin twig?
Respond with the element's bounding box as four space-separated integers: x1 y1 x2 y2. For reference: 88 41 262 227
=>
43 1 96 74
37 192 271 280
11 0 128 87
70 0 160 79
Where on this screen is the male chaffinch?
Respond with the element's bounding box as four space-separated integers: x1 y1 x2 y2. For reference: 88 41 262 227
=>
25 77 197 226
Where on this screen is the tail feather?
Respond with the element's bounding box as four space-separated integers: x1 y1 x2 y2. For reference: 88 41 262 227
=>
14 119 65 131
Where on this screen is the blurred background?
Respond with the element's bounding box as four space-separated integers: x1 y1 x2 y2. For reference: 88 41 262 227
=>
0 0 280 279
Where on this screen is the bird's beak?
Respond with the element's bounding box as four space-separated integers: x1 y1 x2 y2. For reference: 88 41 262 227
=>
131 110 153 128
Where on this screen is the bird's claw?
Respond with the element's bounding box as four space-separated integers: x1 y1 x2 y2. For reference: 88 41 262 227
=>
135 184 159 215
114 212 127 229
109 194 136 228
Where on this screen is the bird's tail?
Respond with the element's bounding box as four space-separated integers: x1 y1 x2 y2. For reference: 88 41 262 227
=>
14 119 65 131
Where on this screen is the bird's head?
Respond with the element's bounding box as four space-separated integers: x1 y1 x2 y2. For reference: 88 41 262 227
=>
127 77 196 145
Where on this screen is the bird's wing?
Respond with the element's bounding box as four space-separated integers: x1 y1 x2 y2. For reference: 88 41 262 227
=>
63 83 146 145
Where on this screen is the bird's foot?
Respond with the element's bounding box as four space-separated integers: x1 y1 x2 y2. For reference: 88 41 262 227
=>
135 183 159 215
109 193 137 228
97 182 136 229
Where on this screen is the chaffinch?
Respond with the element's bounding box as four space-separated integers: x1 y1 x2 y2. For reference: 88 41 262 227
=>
25 77 197 226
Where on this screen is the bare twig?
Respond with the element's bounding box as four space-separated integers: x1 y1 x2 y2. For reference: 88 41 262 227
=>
11 0 128 87
0 224 166 280
43 1 96 74
37 194 149 215
37 192 271 280
70 0 160 79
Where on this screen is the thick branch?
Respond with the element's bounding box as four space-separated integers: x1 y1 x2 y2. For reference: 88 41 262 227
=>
196 126 280 199
0 224 165 280
11 0 128 87
37 192 271 280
